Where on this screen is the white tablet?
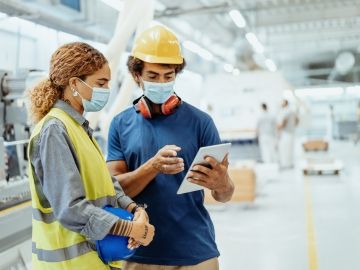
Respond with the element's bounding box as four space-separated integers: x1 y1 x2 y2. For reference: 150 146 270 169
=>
177 143 231 194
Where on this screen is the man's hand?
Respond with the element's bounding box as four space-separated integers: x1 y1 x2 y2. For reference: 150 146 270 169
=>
187 154 232 195
151 145 184 174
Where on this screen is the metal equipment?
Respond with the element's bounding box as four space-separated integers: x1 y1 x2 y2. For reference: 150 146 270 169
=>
0 69 46 270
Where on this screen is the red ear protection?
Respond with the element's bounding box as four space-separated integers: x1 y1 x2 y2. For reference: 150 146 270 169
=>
137 96 152 118
161 95 180 115
135 94 181 119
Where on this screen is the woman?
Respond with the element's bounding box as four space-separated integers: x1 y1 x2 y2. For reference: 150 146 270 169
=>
28 42 154 270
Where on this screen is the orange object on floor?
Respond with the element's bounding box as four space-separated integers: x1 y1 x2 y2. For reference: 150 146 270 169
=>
303 140 329 151
204 166 256 204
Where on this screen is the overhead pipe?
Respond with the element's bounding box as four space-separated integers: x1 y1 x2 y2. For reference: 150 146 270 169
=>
86 0 154 139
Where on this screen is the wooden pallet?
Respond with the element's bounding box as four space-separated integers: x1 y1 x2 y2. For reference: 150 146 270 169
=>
303 169 340 175
302 158 343 176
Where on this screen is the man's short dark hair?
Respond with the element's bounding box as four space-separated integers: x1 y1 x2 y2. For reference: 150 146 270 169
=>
127 56 186 86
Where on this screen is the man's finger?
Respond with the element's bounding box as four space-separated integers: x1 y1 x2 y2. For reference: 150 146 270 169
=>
221 154 229 166
204 156 220 168
163 157 184 165
191 164 211 175
187 177 208 187
164 163 184 171
163 144 181 150
160 149 179 157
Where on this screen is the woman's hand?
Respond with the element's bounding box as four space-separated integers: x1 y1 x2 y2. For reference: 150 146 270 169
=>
129 211 155 247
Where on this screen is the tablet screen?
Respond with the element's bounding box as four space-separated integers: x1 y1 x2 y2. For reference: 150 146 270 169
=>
177 143 231 194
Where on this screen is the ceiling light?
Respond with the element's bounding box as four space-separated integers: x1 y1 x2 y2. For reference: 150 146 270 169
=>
229 9 246 28
265 59 277 72
223 63 234 73
245 32 264 54
183 40 214 61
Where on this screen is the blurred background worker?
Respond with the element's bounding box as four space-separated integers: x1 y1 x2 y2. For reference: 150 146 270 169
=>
256 103 277 163
107 25 234 270
277 99 298 169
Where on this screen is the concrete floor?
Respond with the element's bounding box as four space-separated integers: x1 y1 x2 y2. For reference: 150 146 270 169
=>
208 140 360 270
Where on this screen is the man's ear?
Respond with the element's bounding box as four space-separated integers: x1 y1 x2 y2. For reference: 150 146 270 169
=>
134 73 142 87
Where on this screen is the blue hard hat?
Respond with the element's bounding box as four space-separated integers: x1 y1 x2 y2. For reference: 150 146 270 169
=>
96 206 137 263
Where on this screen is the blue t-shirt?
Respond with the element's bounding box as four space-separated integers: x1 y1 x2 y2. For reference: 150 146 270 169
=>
107 101 221 266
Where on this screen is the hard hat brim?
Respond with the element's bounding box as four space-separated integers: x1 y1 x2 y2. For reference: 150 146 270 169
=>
133 52 184 65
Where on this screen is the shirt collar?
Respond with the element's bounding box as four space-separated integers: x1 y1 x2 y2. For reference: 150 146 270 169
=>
53 100 93 136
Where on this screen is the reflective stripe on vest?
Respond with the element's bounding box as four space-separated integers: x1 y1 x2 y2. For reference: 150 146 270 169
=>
32 196 118 224
32 241 93 262
32 208 56 224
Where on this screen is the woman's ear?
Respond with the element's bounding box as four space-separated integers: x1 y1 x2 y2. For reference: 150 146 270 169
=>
68 77 78 90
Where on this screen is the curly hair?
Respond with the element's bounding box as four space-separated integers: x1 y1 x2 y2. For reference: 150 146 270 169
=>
127 56 186 86
29 42 108 123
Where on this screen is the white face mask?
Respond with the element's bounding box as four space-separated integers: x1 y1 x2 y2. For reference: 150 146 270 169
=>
141 78 175 104
73 79 110 112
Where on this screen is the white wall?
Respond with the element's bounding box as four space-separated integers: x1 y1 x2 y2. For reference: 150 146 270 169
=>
0 14 104 73
202 71 292 133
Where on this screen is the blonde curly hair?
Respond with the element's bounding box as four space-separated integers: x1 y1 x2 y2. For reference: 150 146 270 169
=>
29 42 107 123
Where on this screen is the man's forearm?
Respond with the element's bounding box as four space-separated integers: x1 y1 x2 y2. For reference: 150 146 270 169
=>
212 175 234 203
114 158 159 198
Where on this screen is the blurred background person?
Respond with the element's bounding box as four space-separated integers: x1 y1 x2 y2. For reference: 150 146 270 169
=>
256 103 277 163
277 99 298 169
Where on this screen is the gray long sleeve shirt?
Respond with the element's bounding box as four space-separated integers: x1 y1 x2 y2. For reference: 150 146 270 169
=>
30 100 134 240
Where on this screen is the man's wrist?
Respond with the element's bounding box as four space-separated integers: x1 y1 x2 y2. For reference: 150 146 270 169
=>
213 175 233 195
147 158 160 174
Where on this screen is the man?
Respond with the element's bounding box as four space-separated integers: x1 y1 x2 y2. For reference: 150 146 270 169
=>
277 99 298 169
107 25 234 270
256 103 277 163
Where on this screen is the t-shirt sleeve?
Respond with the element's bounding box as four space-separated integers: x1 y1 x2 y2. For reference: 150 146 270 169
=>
201 117 222 147
106 117 125 162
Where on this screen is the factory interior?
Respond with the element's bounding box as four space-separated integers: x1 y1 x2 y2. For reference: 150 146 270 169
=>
0 0 360 270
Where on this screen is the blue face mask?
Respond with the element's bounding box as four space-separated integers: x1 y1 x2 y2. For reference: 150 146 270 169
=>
141 78 175 104
75 79 110 112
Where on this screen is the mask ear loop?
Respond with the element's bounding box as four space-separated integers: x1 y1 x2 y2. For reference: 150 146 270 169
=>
71 88 79 97
72 78 93 98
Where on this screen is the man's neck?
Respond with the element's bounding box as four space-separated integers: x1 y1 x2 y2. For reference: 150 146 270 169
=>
151 103 162 115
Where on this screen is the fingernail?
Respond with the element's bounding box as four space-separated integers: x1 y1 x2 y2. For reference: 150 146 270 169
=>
193 166 198 170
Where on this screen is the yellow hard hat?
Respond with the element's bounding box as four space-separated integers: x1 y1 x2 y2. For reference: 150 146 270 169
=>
131 25 184 64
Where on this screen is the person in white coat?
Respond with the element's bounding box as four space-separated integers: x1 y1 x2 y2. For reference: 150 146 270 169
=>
257 103 277 163
277 100 298 169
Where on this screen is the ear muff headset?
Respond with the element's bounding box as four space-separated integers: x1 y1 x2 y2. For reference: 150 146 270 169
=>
133 94 181 119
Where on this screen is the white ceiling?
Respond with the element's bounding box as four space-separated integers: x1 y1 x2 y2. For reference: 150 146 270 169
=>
1 0 360 87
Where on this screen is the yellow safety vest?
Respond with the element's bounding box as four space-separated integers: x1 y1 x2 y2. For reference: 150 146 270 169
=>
28 108 120 270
